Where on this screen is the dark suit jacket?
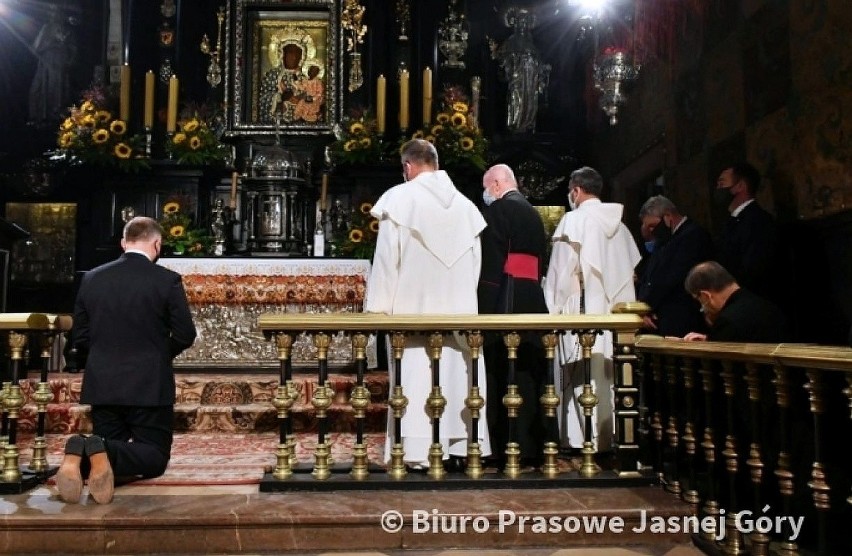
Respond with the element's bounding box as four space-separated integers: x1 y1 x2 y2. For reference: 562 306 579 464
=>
718 201 778 298
708 288 788 342
638 218 715 337
73 252 196 406
477 189 548 315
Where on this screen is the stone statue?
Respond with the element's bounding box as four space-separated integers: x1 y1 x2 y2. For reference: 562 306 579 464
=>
493 8 550 134
211 198 227 255
28 5 77 125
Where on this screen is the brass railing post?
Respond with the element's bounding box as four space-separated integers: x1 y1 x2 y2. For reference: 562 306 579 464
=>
663 355 682 495
272 333 294 480
464 331 484 479
349 333 370 479
426 332 446 479
28 333 55 474
311 332 332 480
539 332 560 477
612 326 640 478
804 370 830 556
772 365 799 556
744 362 769 556
650 354 665 481
2 332 26 483
681 357 699 508
577 330 600 478
502 331 522 478
387 332 408 479
720 361 744 555
699 359 722 545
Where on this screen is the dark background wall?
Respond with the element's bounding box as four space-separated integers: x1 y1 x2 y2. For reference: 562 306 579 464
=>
0 0 849 343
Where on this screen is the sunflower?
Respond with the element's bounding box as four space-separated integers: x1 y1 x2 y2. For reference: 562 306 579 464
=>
61 118 74 131
349 122 365 134
183 119 199 132
431 124 444 135
92 129 110 144
344 140 357 152
412 130 425 139
80 114 97 128
163 202 181 214
452 101 469 114
359 137 372 147
114 143 132 159
95 110 112 123
58 132 74 148
189 136 202 150
169 225 186 238
368 219 379 233
460 137 475 151
451 112 467 126
109 120 127 135
173 133 187 145
79 100 95 112
349 229 364 242
436 113 450 124
359 202 373 214
424 135 435 143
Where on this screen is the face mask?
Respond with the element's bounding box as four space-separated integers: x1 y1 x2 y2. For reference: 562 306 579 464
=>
713 187 734 207
652 221 672 245
644 240 656 254
568 190 577 211
482 188 497 206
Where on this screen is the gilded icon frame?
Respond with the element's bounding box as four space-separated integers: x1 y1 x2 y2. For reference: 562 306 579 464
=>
226 0 341 137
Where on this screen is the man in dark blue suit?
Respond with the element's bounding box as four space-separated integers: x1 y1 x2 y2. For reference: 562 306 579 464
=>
637 196 715 337
715 162 779 301
57 217 196 504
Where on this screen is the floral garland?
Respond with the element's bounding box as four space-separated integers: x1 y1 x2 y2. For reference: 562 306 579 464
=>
55 87 147 172
410 85 488 170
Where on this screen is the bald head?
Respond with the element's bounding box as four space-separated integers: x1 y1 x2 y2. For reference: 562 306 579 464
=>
483 163 519 200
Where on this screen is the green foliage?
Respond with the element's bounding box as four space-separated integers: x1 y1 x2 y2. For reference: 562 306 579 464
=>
165 117 226 165
334 201 379 260
159 198 212 256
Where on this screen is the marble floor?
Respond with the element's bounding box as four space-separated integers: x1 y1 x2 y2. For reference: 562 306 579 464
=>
0 483 703 555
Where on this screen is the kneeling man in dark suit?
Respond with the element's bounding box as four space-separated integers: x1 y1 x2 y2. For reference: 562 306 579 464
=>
681 260 788 343
58 216 197 503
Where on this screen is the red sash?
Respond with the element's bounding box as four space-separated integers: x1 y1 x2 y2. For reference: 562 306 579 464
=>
503 253 539 281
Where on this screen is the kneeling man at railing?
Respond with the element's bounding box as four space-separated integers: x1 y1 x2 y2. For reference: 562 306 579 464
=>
364 139 492 470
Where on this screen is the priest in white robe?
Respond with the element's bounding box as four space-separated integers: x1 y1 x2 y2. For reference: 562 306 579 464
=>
365 139 491 468
543 166 641 452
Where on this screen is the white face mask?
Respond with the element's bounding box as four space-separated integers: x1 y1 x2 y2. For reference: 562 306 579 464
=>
568 189 578 211
482 188 498 206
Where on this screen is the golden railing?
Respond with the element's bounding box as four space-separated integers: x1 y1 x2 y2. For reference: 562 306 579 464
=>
634 336 852 556
0 313 73 493
258 305 647 486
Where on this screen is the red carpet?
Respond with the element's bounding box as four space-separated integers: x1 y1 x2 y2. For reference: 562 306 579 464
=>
16 432 387 486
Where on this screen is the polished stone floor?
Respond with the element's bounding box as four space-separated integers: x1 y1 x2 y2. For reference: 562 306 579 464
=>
0 483 702 555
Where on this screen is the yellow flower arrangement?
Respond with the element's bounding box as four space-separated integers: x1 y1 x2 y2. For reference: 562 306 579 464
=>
55 90 147 172
158 197 212 256
165 116 226 165
334 201 379 259
410 85 489 170
329 108 383 165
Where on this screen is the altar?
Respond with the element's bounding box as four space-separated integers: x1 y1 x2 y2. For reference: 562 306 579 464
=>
158 258 371 369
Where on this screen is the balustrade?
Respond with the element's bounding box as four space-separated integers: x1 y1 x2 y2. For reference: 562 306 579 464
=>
258 309 650 490
0 313 72 493
635 337 852 556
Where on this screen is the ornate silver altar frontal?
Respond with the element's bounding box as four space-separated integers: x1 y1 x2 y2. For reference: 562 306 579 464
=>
225 0 342 137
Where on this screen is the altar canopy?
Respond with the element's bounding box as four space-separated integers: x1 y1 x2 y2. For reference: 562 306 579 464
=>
158 258 371 368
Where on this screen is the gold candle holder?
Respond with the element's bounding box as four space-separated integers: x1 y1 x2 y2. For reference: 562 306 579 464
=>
2 332 27 483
